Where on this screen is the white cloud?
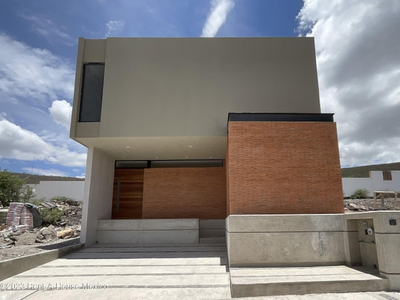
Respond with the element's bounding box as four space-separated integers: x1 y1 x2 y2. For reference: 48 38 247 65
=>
0 119 86 167
21 15 74 46
49 100 72 130
201 0 235 37
105 20 125 37
297 0 400 166
0 33 74 104
23 167 68 177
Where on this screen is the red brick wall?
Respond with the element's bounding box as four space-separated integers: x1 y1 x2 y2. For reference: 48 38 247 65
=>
227 121 344 214
142 167 227 219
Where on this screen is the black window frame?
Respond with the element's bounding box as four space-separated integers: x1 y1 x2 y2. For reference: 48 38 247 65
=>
79 63 105 122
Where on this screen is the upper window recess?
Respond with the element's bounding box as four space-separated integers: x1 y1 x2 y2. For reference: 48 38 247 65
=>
79 63 105 122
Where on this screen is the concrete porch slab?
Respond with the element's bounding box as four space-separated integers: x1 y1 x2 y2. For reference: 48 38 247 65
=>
230 265 388 298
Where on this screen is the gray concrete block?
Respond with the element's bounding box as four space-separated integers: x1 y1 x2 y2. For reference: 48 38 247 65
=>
375 233 400 274
228 232 345 267
374 212 400 234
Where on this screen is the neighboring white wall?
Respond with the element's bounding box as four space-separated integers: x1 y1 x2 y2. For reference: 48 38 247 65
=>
342 171 400 197
342 178 373 197
80 148 114 246
27 181 85 201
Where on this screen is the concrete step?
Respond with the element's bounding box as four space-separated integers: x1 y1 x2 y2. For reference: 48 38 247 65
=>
2 243 232 299
230 266 389 298
20 265 229 276
8 287 232 300
5 273 230 287
46 256 228 266
63 251 227 259
79 245 227 253
91 242 225 248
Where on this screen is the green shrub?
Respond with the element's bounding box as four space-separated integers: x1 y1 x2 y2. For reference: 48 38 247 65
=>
351 189 370 199
0 169 24 207
40 208 64 225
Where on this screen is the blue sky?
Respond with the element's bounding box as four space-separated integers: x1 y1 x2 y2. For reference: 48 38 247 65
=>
0 0 399 177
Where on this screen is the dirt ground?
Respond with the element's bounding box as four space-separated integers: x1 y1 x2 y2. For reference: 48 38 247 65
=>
0 237 80 261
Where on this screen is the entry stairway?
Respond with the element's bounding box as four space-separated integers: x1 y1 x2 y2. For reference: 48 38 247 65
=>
7 238 390 299
40 238 231 299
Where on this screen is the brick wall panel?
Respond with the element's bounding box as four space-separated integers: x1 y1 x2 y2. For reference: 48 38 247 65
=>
142 167 226 219
227 121 344 214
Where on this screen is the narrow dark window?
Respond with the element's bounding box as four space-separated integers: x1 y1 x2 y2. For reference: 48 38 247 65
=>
383 171 392 181
79 63 105 122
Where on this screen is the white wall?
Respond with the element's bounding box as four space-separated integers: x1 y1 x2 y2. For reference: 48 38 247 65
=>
342 171 400 197
27 181 85 201
80 147 114 246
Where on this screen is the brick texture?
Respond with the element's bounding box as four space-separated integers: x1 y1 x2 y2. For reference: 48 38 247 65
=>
227 121 344 214
142 167 227 219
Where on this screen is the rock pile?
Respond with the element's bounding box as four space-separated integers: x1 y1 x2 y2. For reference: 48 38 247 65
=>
344 198 399 212
0 200 82 249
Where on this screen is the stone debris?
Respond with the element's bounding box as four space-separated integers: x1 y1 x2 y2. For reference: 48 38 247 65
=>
344 197 399 212
57 228 74 239
0 200 82 249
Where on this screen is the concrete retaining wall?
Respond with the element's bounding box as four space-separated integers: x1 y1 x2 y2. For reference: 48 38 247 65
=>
226 214 347 267
0 240 83 281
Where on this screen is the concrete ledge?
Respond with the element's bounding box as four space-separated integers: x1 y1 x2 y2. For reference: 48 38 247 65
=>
227 214 345 232
98 219 199 231
0 241 84 281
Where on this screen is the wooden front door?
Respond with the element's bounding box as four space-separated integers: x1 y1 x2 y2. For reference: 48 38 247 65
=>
112 169 144 219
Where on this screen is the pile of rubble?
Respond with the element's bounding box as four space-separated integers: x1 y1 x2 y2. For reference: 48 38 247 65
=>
0 200 81 249
344 198 399 212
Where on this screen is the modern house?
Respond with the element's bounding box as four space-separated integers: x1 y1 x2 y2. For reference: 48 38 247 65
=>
70 37 400 294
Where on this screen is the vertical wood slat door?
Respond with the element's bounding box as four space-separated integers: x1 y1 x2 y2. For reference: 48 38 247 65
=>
112 169 144 219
